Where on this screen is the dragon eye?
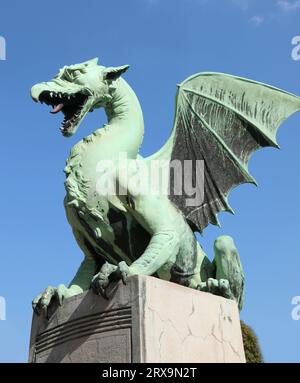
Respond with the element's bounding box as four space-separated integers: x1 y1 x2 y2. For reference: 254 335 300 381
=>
73 70 82 77
61 69 74 81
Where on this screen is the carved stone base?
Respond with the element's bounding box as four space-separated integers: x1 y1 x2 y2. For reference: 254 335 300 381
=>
29 276 245 363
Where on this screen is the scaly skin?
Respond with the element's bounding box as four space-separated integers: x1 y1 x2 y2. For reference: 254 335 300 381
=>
31 58 244 315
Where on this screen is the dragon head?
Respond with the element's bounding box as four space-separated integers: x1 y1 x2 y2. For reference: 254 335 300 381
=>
31 58 129 137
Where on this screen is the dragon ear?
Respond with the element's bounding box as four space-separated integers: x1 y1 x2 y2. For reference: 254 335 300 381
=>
83 58 99 66
103 65 130 81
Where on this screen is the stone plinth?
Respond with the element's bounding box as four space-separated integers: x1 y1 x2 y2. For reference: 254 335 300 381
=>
29 276 245 363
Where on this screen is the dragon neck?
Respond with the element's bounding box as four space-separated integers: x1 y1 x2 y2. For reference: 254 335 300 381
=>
101 78 144 159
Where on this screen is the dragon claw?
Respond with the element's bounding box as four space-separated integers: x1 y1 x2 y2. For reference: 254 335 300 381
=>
197 278 233 300
32 284 70 318
91 262 118 299
91 274 110 299
218 279 233 299
91 261 132 298
109 261 131 285
32 286 57 318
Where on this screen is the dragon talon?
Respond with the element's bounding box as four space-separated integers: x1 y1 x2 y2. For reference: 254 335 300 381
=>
121 273 127 285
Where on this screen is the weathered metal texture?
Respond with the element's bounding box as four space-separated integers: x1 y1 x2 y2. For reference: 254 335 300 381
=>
30 59 300 316
170 73 300 232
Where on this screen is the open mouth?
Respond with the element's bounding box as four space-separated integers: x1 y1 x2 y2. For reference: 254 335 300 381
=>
38 91 89 136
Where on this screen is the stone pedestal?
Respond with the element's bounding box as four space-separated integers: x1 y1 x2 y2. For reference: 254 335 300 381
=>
29 276 245 363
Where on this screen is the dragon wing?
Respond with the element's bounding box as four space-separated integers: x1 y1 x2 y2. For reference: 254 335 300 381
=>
146 72 300 233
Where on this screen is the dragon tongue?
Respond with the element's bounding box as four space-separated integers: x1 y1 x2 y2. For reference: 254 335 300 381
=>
50 103 64 114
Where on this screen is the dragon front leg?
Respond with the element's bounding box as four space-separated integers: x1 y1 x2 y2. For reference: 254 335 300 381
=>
91 229 179 298
125 229 180 276
90 190 183 295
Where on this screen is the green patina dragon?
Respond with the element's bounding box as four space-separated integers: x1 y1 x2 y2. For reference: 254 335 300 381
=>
31 58 300 315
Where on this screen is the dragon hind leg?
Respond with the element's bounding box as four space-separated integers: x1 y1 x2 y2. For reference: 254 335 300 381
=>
198 235 244 310
214 235 244 310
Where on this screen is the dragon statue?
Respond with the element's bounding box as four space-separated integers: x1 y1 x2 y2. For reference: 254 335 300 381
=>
31 58 300 316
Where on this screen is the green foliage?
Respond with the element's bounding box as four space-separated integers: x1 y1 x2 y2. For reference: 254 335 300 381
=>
241 320 263 363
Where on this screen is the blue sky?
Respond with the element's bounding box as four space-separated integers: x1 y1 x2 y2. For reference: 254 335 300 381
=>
0 0 300 362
